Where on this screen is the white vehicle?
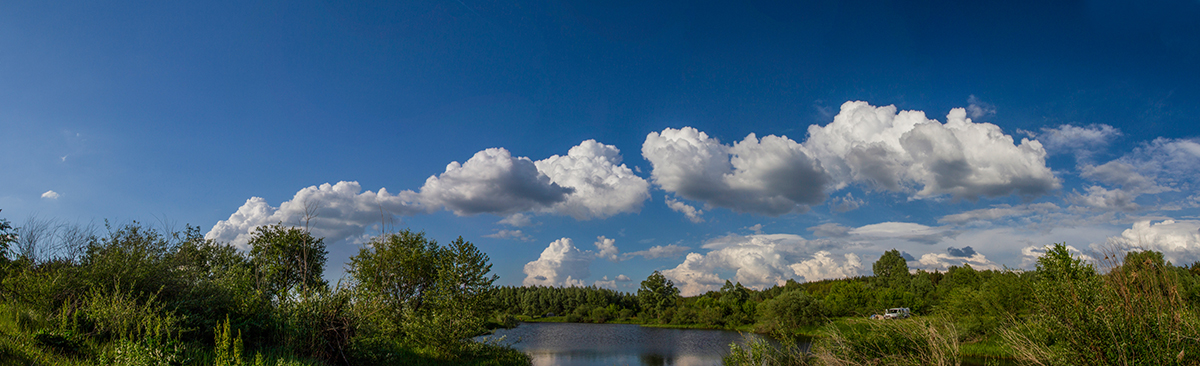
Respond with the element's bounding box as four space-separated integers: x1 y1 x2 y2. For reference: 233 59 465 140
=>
883 308 911 319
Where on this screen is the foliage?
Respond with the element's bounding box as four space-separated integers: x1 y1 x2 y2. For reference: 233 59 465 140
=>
247 224 328 301
872 249 910 290
813 317 960 366
638 271 680 320
757 290 827 336
348 231 499 358
724 334 813 366
1004 244 1200 365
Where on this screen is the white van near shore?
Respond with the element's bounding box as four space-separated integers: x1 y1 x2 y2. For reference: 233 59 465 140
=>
883 308 911 319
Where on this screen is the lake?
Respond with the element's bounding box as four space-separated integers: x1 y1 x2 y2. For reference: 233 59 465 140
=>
476 322 778 366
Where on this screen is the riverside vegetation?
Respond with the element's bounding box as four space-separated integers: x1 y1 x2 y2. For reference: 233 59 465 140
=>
3 212 1199 365
0 213 528 365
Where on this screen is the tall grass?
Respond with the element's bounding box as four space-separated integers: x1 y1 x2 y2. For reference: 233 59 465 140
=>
814 317 960 366
1003 245 1200 366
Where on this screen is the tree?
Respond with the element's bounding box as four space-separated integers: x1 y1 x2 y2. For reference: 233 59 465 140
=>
873 249 910 289
348 231 498 355
247 223 328 300
638 271 679 318
757 290 827 336
348 229 438 312
0 209 14 261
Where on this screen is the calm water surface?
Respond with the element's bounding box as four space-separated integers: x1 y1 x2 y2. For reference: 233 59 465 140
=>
477 322 774 366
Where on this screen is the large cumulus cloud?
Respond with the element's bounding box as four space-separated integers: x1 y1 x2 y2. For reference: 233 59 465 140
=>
641 128 829 216
660 234 850 296
522 238 593 287
419 148 572 215
205 181 423 249
1105 219 1200 265
534 140 651 219
805 101 1060 200
208 140 650 246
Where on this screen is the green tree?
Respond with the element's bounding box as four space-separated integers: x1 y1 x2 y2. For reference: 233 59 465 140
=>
638 271 679 319
873 249 910 290
0 209 14 261
348 231 498 356
757 290 827 336
247 224 328 301
348 230 438 312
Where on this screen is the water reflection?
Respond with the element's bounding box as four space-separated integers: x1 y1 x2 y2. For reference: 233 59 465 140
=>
478 322 774 366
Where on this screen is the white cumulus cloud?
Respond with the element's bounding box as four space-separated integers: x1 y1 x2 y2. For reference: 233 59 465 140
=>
789 251 863 282
205 181 423 249
534 140 651 219
1105 219 1200 265
419 148 572 215
642 127 829 216
914 252 1000 271
594 236 619 261
41 190 59 200
661 234 839 296
805 101 1059 200
523 238 593 287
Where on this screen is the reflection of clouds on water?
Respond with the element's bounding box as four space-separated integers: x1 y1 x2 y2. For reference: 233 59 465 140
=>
484 322 775 366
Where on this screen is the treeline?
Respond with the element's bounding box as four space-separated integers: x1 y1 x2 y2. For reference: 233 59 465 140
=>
0 214 528 366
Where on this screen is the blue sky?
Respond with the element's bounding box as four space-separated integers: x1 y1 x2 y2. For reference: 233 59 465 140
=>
3 0 1200 295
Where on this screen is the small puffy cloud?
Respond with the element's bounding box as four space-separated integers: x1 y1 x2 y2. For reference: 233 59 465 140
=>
419 148 572 216
206 181 423 249
805 101 1059 200
624 244 691 260
499 213 533 227
661 233 839 295
484 229 532 241
523 238 593 287
1105 219 1200 265
665 196 705 223
946 246 977 257
849 222 955 244
41 190 59 200
808 223 852 238
830 193 864 212
594 276 617 289
534 140 651 219
915 251 1000 271
594 236 619 261
642 127 829 216
1037 124 1121 158
789 251 863 282
966 95 996 119
616 274 632 282
746 224 764 234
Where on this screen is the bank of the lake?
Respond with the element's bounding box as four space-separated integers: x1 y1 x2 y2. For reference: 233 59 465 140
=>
509 314 1017 363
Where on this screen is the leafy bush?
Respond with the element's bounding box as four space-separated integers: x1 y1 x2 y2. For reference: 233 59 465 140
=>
1005 245 1200 365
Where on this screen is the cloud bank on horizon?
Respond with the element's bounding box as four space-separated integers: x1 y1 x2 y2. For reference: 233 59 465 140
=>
206 101 1200 295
